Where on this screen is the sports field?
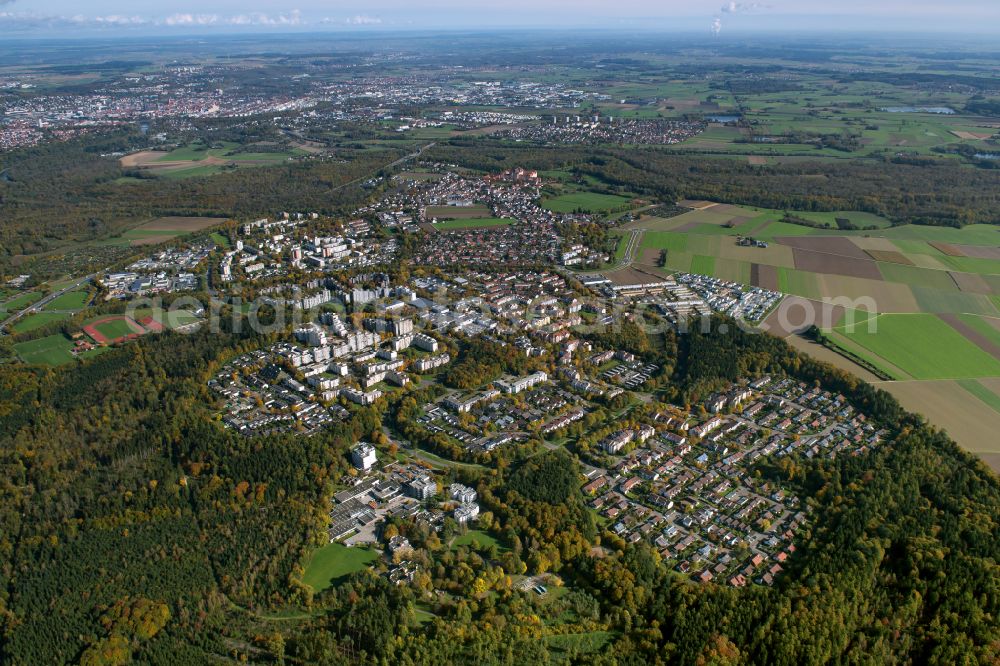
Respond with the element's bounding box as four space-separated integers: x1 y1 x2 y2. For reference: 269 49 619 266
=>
13 334 76 366
11 311 70 334
301 543 377 592
83 315 146 344
541 192 633 213
433 217 513 230
424 205 492 220
43 290 90 311
132 307 201 330
97 319 140 340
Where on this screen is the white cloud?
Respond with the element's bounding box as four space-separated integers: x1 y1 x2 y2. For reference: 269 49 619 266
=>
163 13 220 26
346 15 383 25
94 15 150 26
226 10 303 26
721 2 768 14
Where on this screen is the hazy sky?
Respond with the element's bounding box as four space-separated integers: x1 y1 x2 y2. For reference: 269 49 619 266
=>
2 0 999 35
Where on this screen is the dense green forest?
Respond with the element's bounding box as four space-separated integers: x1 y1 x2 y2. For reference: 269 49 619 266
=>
6 127 1000 277
0 135 404 268
0 309 996 664
430 142 1000 227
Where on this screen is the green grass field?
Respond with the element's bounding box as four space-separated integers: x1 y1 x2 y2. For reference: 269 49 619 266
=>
157 141 301 163
452 530 502 551
0 292 41 313
13 334 76 366
301 543 378 592
129 307 199 330
424 204 492 220
162 309 201 329
639 231 688 253
828 313 1000 379
92 318 140 341
542 192 633 213
776 267 822 299
878 263 957 290
159 165 229 179
11 311 69 333
911 287 999 317
690 255 716 275
433 218 513 230
42 291 90 311
793 210 893 229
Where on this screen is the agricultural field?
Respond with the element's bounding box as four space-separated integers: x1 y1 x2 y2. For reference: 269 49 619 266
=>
301 543 378 592
627 202 1000 465
877 379 1000 471
633 207 1000 318
120 141 305 179
647 71 998 161
826 313 1000 380
92 216 228 248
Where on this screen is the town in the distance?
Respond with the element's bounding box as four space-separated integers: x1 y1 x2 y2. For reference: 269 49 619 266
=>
1 21 998 666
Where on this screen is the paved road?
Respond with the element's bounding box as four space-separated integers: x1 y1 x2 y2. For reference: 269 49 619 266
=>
567 228 645 277
1 272 100 330
620 228 643 266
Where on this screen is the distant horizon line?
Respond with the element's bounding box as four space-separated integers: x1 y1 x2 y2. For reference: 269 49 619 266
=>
2 26 1000 42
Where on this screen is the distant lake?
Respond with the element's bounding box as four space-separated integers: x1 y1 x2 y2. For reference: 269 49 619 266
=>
882 106 956 114
707 115 740 123
974 153 1000 160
